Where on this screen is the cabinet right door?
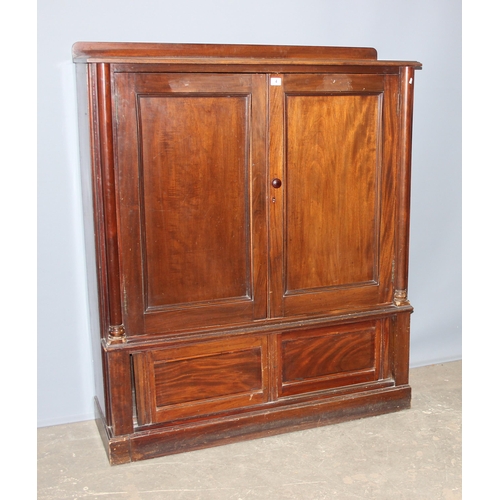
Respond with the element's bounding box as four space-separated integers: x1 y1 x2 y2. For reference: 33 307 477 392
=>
269 73 400 318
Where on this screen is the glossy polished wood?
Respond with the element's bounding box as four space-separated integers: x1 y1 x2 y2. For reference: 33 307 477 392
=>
74 42 421 465
285 93 380 290
278 321 382 397
133 335 269 425
72 42 379 63
113 72 268 336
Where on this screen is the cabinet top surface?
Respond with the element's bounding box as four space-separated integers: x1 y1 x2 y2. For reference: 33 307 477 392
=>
72 42 422 68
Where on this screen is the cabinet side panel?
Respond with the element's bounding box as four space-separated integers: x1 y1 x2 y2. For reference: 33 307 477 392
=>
75 63 106 413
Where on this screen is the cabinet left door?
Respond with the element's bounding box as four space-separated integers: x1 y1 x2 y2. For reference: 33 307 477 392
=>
112 72 268 337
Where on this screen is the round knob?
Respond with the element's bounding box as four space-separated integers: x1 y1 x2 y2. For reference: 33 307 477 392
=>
271 178 282 189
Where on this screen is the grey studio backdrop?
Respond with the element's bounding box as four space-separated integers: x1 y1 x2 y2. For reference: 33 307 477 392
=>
38 0 461 427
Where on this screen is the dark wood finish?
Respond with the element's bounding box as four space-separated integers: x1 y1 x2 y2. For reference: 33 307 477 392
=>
75 63 107 416
391 311 412 385
133 335 269 424
96 384 411 465
73 42 421 465
277 321 382 398
268 74 286 318
105 348 134 435
96 64 125 341
394 67 417 306
73 42 379 63
271 73 398 317
113 72 268 336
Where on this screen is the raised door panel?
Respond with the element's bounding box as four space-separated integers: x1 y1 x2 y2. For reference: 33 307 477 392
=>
132 335 269 425
140 95 248 307
269 74 399 318
277 320 384 398
113 73 268 336
286 93 380 291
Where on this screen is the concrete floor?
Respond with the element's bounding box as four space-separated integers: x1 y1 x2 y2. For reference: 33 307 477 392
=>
38 361 461 499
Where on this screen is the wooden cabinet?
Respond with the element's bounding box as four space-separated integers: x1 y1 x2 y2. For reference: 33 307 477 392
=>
73 42 421 465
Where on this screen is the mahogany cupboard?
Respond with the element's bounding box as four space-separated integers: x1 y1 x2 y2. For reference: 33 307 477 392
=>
72 42 422 465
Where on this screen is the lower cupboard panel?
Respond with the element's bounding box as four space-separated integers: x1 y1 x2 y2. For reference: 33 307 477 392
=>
132 335 270 425
278 320 383 397
131 319 387 426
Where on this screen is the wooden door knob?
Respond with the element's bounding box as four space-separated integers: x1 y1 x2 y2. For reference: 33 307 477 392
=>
271 178 282 188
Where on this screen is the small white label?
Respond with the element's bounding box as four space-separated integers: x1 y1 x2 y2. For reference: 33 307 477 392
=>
270 77 282 86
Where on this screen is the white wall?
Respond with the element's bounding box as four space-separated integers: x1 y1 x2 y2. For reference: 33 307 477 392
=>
37 0 462 426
